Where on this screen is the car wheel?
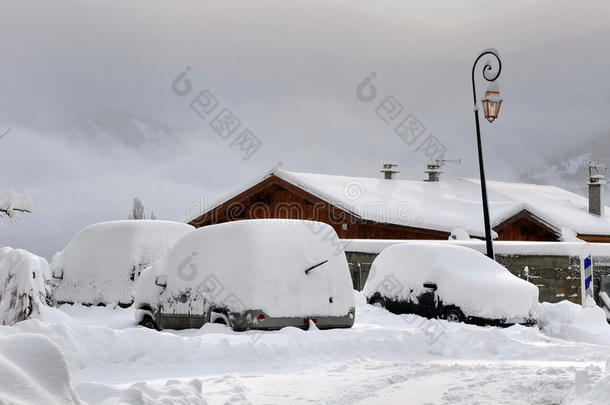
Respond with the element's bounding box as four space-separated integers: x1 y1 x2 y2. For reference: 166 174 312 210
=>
371 299 385 309
140 315 157 330
210 311 230 327
444 307 465 323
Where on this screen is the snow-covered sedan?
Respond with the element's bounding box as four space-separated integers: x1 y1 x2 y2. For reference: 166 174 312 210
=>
363 243 539 326
135 219 356 331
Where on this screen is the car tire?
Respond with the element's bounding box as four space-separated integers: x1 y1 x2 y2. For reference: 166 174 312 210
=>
210 311 230 327
444 307 465 323
371 299 385 309
140 315 157 330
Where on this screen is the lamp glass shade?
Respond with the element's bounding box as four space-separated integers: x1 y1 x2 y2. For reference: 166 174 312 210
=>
481 90 502 123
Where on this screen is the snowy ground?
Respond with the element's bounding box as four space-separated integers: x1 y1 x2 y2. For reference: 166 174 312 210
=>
1 293 609 404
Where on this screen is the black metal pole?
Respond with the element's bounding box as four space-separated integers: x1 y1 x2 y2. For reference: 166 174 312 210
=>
473 108 494 259
471 50 502 259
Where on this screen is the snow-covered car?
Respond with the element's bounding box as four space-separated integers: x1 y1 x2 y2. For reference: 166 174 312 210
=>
362 243 539 326
135 219 356 331
51 220 194 307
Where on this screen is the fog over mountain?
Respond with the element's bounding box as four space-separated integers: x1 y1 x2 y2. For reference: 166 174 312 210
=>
1 0 609 258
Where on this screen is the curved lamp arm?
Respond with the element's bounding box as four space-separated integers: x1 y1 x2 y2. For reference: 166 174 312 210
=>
471 49 502 106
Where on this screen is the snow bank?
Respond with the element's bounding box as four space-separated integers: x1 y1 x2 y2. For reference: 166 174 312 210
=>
0 190 33 220
51 220 193 306
564 362 610 405
0 247 53 325
0 333 80 404
152 219 354 318
76 379 203 405
2 291 609 404
536 297 610 345
363 243 539 319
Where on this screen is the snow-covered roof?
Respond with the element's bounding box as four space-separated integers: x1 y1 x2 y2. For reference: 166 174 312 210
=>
188 169 610 237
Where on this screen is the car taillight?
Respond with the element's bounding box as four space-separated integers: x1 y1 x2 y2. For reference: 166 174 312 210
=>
304 318 317 324
257 314 265 320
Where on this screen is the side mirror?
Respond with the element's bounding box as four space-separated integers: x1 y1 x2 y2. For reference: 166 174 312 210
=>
423 282 437 291
155 275 167 288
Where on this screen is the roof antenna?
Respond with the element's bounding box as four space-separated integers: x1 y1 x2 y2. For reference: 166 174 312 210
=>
425 159 461 182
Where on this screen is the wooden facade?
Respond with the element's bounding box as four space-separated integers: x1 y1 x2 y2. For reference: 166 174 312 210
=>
493 210 561 242
189 174 610 243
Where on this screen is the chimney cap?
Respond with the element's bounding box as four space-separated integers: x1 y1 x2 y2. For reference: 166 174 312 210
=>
589 175 606 185
380 161 399 179
424 159 461 182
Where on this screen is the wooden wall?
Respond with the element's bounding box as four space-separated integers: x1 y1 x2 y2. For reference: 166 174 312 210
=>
494 213 560 242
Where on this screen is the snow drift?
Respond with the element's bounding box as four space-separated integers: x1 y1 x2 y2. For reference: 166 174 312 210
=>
536 296 610 345
564 360 610 405
0 247 53 325
363 243 539 320
0 333 81 404
51 220 193 306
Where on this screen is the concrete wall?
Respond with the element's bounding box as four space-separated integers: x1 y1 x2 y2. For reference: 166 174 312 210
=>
345 251 610 304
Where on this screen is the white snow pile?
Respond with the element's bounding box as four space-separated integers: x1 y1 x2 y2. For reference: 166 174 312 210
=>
0 247 53 326
51 220 193 306
363 243 539 319
76 379 203 405
150 219 354 318
564 361 610 405
0 333 81 404
536 296 610 345
0 191 33 220
449 228 470 240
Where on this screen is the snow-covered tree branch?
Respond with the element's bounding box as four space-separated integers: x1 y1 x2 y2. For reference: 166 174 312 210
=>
0 191 33 222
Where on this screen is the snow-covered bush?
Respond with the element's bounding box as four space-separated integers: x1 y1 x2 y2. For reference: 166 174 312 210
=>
0 247 53 325
51 220 193 306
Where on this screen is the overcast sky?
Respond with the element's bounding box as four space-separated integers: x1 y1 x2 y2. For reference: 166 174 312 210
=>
1 0 609 259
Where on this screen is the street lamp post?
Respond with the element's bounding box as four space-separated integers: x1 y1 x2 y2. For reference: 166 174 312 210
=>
471 48 503 259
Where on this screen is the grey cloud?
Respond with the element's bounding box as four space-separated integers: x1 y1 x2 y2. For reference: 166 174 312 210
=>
1 0 609 258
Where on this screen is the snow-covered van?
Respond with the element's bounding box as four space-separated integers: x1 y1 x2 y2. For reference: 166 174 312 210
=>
363 243 539 326
134 219 356 331
51 220 194 307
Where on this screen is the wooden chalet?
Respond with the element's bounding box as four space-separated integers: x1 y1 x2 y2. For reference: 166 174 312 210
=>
187 168 610 243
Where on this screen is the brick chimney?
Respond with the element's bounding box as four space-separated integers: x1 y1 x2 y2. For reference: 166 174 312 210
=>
380 162 399 180
424 161 442 182
588 161 606 216
424 159 461 182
